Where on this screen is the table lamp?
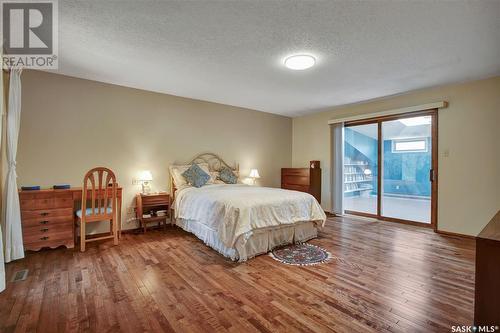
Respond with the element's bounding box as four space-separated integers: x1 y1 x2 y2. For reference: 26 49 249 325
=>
249 169 260 185
139 170 153 194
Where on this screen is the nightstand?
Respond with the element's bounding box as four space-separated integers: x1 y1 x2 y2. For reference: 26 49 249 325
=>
136 193 170 232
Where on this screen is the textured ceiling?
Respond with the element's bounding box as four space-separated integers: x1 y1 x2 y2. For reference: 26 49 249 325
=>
54 1 500 116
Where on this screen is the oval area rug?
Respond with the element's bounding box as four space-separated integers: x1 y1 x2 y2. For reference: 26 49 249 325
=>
269 243 331 266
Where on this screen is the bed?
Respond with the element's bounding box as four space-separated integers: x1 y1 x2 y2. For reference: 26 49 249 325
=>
170 153 326 261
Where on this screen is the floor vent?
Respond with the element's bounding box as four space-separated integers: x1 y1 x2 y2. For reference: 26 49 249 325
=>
11 269 29 282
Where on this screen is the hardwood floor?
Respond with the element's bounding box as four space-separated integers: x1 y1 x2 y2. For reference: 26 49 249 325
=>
0 216 475 333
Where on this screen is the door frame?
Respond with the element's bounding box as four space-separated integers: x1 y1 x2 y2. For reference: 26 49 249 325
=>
344 109 438 230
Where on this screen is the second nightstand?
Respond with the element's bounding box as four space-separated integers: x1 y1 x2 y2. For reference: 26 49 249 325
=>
136 193 170 233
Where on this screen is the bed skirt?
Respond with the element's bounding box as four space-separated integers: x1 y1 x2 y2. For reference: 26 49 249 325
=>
176 218 319 262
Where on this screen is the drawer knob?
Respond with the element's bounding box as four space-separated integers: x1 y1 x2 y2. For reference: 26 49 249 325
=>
40 236 49 240
41 212 49 216
41 228 49 232
40 220 49 225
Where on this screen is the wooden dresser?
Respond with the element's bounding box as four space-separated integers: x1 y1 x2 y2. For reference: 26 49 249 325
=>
19 187 123 251
19 190 74 251
281 161 321 203
474 210 500 327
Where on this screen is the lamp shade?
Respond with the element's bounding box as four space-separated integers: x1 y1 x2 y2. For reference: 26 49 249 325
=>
139 170 153 181
249 169 260 178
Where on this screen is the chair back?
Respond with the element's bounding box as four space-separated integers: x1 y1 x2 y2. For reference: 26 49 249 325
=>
81 167 117 222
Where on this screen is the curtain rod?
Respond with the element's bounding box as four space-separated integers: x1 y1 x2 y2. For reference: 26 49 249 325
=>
327 101 448 125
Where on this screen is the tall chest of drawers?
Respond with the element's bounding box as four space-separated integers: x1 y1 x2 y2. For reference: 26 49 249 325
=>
19 190 75 251
281 161 322 204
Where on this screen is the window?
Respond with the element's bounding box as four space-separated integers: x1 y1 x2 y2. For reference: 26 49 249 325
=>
392 139 427 153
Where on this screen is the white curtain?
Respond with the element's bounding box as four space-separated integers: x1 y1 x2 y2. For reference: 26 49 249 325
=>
4 69 24 263
330 122 344 215
0 67 5 292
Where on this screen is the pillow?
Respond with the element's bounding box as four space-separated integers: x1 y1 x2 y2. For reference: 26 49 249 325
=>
170 163 209 188
209 171 224 184
182 164 210 188
219 166 238 184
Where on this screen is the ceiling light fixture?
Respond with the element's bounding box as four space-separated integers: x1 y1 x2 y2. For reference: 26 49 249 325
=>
284 54 316 70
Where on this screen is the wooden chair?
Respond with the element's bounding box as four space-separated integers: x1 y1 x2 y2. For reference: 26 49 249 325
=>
76 167 118 252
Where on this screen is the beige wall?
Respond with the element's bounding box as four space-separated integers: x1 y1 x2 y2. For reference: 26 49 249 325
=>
293 76 500 236
18 70 292 232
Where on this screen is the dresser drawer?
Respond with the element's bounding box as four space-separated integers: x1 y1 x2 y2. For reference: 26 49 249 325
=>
54 193 73 208
24 229 74 250
36 194 55 209
19 197 34 209
283 184 310 193
21 215 72 228
21 208 73 220
281 168 309 176
142 195 170 206
20 192 73 210
23 222 73 242
19 193 54 209
282 175 310 186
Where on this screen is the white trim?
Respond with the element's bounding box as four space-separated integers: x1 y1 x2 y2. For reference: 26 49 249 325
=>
327 102 447 125
0 50 5 293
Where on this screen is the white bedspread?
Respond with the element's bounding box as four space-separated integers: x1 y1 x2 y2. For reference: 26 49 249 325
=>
174 184 326 248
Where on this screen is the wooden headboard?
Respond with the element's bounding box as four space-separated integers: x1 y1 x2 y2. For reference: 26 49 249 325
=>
169 152 239 200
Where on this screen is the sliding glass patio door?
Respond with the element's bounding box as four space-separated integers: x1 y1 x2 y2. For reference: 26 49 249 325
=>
344 123 378 215
381 116 433 223
343 110 437 228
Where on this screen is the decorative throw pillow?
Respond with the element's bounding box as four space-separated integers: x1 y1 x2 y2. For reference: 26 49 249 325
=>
219 167 238 184
181 164 210 188
170 163 209 188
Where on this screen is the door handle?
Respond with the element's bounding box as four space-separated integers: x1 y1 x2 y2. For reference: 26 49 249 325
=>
429 169 435 182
